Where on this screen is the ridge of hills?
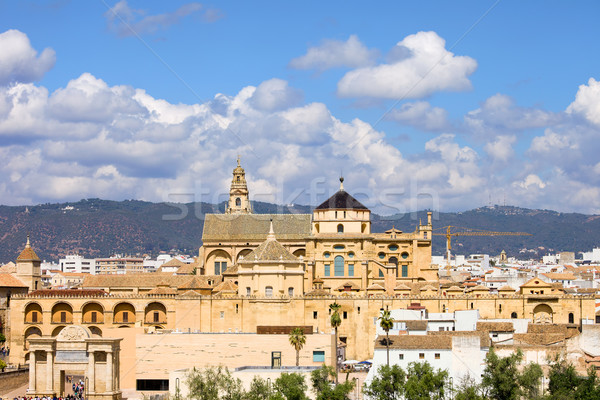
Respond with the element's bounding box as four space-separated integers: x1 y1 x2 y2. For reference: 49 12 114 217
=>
0 198 598 263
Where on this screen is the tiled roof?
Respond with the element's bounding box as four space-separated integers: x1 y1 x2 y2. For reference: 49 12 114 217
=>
476 322 514 332
28 289 108 297
161 258 185 267
469 285 490 291
17 242 40 261
222 265 239 276
83 274 221 289
367 283 385 291
0 273 28 287
447 286 464 292
177 277 212 290
541 273 577 281
240 237 298 262
147 286 178 295
498 285 516 292
175 263 197 275
403 320 428 330
335 281 361 291
420 284 438 292
213 280 238 293
0 263 16 273
202 214 311 241
394 283 411 291
315 190 368 210
305 288 331 296
179 290 202 297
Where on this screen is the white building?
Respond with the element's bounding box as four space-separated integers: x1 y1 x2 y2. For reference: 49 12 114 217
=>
59 254 96 274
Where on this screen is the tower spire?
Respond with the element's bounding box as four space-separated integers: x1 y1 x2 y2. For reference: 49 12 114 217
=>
226 157 252 214
339 176 344 191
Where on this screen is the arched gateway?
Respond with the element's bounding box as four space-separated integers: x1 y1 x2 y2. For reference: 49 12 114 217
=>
27 325 122 400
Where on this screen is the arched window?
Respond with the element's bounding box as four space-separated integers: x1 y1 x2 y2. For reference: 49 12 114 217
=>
235 197 241 206
442 304 446 313
334 256 344 277
237 176 240 182
511 312 518 319
337 224 344 233
569 312 574 324
265 286 273 297
288 287 294 297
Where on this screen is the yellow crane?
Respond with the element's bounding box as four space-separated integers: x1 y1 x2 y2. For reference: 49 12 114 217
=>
433 226 533 267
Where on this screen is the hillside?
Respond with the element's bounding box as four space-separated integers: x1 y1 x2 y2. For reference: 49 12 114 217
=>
0 200 598 263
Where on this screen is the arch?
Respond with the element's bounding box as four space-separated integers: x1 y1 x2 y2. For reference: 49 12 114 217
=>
337 224 344 233
89 326 102 337
236 248 253 262
334 255 344 277
51 302 73 324
82 302 104 324
511 312 517 319
568 312 575 324
23 326 42 350
24 302 43 324
113 302 136 324
389 257 398 266
292 249 306 258
533 304 553 324
235 197 241 206
52 326 66 337
206 249 232 276
145 302 167 324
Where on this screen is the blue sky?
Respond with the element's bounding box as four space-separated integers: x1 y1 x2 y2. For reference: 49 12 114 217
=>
1 1 600 214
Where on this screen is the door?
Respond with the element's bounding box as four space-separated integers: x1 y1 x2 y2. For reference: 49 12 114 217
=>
271 351 281 368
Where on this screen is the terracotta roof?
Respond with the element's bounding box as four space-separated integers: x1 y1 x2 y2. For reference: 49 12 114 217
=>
313 277 324 283
239 236 298 262
174 263 197 275
394 283 411 291
420 284 438 292
83 274 221 289
476 322 514 332
0 273 28 287
202 214 311 241
28 289 108 297
402 320 428 330
541 273 577 281
428 330 491 347
17 239 40 261
179 290 202 297
367 283 385 291
160 258 185 268
212 280 238 293
178 277 212 290
0 263 16 273
335 281 361 291
498 285 516 292
469 285 490 291
305 289 331 296
222 265 239 276
55 272 87 277
375 335 452 350
147 286 178 295
447 286 464 292
315 188 369 210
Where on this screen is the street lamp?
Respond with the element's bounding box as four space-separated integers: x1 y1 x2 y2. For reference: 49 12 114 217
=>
267 377 271 396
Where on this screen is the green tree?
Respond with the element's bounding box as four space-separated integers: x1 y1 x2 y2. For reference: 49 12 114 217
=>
289 327 306 367
0 359 6 372
378 310 394 366
404 361 448 400
362 364 406 400
453 376 485 400
481 348 542 400
0 333 5 343
573 367 600 400
245 376 272 400
272 372 308 400
547 354 581 400
329 302 342 383
187 366 245 400
310 365 354 400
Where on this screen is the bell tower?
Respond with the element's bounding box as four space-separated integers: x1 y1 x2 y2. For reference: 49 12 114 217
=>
226 156 252 214
16 235 41 291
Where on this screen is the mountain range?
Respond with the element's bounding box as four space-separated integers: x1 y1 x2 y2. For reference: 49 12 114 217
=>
1 199 598 263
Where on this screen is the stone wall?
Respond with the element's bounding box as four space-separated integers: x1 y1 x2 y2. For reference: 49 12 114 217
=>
0 368 29 395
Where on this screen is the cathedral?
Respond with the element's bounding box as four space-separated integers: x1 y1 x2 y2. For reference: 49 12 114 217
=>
200 159 437 297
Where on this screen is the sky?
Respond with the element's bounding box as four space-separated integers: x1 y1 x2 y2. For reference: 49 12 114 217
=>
1 1 600 215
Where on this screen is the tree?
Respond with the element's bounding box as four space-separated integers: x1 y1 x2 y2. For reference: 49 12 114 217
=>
378 310 394 366
0 359 6 372
0 333 5 343
289 327 306 367
245 376 272 400
362 364 406 400
310 365 355 400
404 361 448 400
329 302 342 383
272 372 308 400
481 348 542 400
453 376 485 400
187 366 245 400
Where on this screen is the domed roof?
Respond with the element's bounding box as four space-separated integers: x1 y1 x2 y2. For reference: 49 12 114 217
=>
315 178 368 211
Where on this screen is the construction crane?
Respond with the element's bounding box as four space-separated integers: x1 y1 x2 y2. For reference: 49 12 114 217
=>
433 226 533 267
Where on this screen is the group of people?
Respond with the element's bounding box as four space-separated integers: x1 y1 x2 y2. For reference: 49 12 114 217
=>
1 346 9 357
12 396 83 400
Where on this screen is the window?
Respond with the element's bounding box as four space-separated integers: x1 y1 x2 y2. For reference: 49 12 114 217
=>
214 261 227 275
470 303 474 309
313 311 318 319
419 353 425 359
220 311 225 319
343 211 346 218
388 245 398 251
333 245 345 250
60 311 67 323
499 304 502 313
32 311 38 323
379 269 384 277
288 287 294 297
324 264 330 276
337 224 344 233
334 256 344 276
439 327 444 331
265 286 273 297
137 379 169 391
399 354 404 360
378 252 385 259
348 252 354 258
154 311 159 323
246 287 251 296
424 232 428 239
324 252 330 258
343 311 348 319
357 307 360 314
91 311 97 323
313 351 325 362
435 353 440 360
569 312 574 324
235 197 241 206
389 257 398 266
401 264 408 277
511 312 517 319
122 311 129 323
335 211 338 219
348 264 354 277
401 252 409 259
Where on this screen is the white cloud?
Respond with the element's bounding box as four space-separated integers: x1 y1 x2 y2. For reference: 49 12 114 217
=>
515 174 546 189
484 135 516 162
566 78 600 126
104 1 210 38
0 30 55 85
386 101 449 131
248 78 303 112
529 130 577 154
337 31 477 99
289 35 378 70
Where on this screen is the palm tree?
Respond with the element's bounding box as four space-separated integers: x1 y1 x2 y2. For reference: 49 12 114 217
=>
329 301 342 383
379 309 394 366
289 327 306 366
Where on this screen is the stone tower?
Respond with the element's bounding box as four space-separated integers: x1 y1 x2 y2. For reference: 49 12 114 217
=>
226 157 252 214
16 236 41 291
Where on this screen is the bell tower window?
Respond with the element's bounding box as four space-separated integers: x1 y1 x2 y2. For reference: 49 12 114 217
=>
236 197 241 206
337 224 344 233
